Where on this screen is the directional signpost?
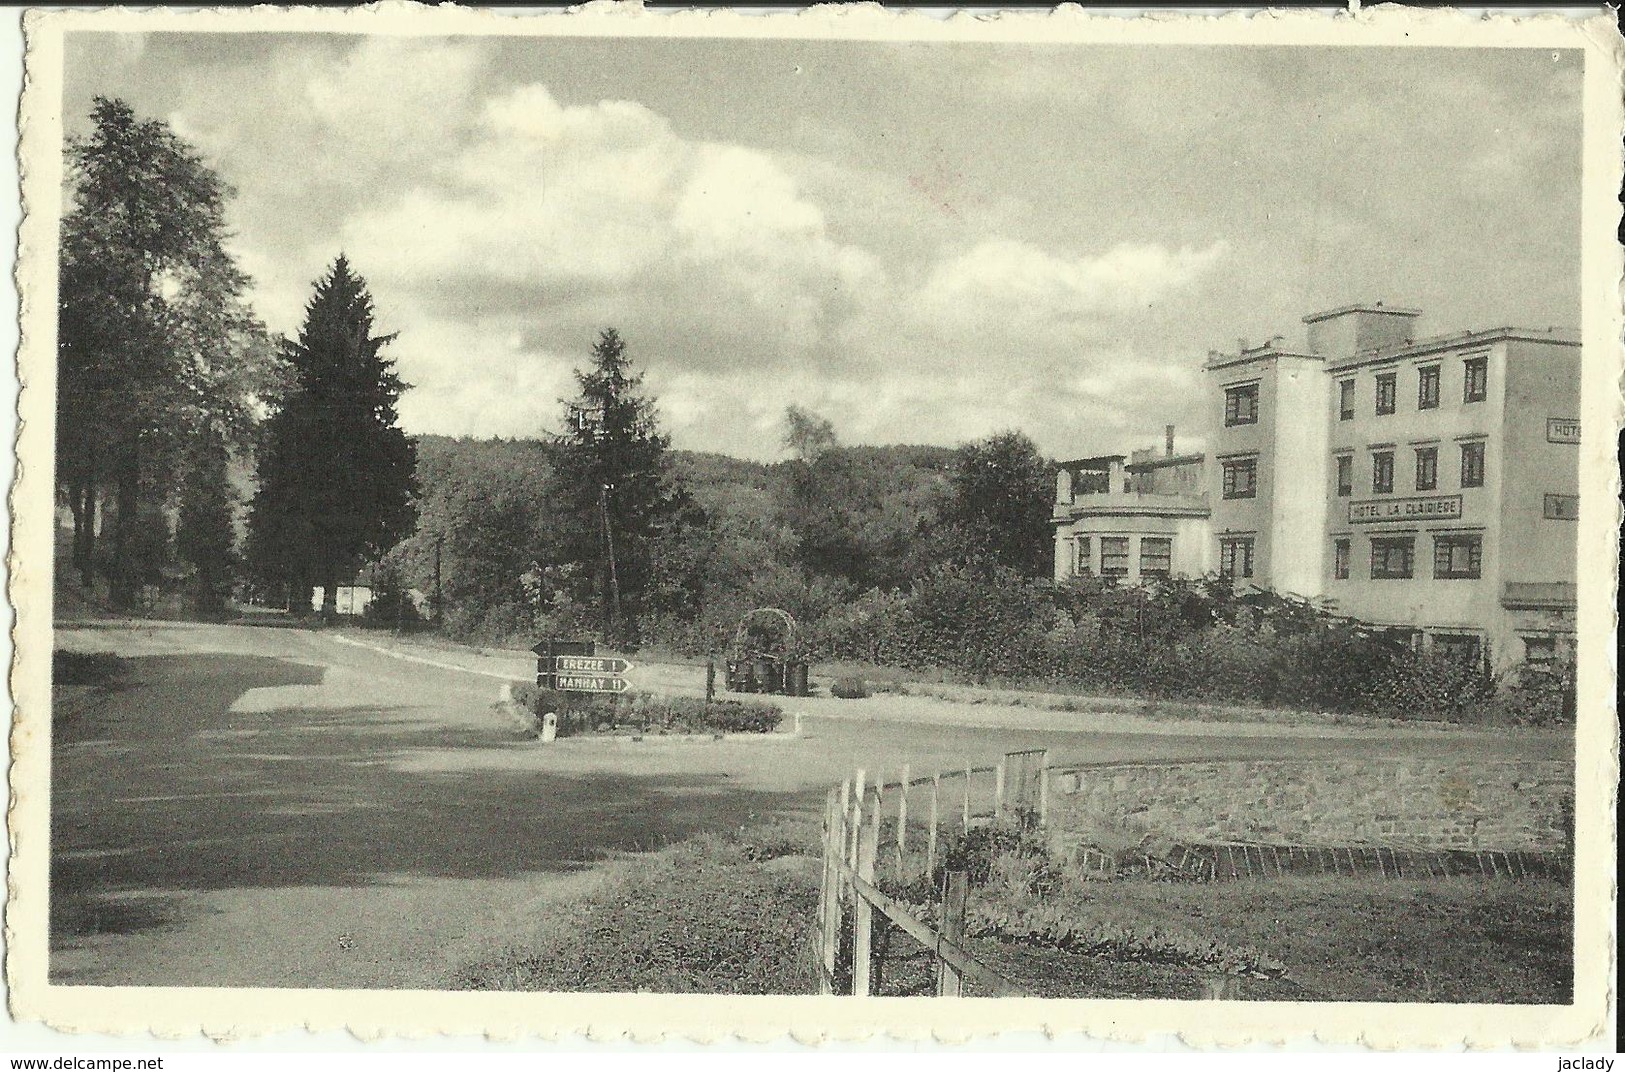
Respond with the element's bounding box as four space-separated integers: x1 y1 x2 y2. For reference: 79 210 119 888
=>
554 654 634 694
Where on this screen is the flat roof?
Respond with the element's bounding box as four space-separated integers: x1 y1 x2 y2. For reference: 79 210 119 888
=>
1326 325 1580 372
1127 452 1205 471
1057 454 1126 468
1302 303 1423 324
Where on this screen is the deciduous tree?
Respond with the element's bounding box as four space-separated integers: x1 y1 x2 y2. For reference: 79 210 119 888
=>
58 96 270 605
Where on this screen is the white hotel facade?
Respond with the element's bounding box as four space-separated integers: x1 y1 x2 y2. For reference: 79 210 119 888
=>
1053 303 1580 670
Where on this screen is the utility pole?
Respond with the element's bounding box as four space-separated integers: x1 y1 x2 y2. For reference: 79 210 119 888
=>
600 483 622 638
433 535 443 629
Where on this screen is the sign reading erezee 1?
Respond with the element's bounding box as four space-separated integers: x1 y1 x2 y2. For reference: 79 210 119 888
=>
555 655 634 675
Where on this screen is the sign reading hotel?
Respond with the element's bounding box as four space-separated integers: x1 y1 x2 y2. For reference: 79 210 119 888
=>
1348 494 1464 524
1546 418 1580 444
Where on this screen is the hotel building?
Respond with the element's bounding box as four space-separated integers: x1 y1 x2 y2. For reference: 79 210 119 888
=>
1054 303 1580 669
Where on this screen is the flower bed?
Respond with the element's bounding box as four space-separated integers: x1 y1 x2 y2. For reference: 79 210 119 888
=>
510 682 782 736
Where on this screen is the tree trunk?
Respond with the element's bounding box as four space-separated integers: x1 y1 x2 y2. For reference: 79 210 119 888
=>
68 480 96 589
108 448 139 611
322 561 338 618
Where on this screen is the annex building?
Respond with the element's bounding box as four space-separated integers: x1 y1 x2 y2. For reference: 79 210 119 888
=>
1053 303 1580 670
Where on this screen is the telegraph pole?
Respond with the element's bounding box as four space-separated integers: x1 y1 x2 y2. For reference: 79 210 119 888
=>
600 483 622 637
433 535 443 629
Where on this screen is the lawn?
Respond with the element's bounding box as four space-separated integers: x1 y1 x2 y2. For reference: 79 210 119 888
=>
452 821 1571 1003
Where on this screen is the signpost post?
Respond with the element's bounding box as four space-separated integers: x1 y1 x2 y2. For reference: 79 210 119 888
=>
531 638 595 689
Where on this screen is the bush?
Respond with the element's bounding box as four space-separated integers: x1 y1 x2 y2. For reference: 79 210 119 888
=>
53 650 127 687
830 676 870 699
1360 649 1495 721
939 822 1063 896
510 683 782 736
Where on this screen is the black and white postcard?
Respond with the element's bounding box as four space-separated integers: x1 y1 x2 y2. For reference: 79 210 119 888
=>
7 2 1619 1050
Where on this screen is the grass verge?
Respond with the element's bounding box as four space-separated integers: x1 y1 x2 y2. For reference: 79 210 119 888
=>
454 822 821 994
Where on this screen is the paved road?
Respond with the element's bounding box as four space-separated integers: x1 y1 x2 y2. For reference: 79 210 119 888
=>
49 621 1568 989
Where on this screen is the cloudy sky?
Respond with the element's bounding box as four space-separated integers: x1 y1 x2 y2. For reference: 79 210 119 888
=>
63 32 1581 462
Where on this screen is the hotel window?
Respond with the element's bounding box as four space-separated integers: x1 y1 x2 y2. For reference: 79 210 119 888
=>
1338 378 1355 420
1543 493 1580 520
1335 454 1353 497
1375 372 1397 415
1219 536 1254 579
1463 355 1488 403
1370 536 1414 579
1100 537 1130 578
1522 636 1557 664
1418 365 1441 409
1221 457 1258 499
1414 446 1438 491
1433 633 1482 665
1460 441 1486 488
1371 450 1395 494
1223 383 1259 426
1333 538 1351 580
1433 534 1482 579
1073 537 1093 576
1139 537 1172 579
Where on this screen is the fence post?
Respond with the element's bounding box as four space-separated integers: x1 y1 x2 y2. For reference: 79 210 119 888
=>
962 766 972 833
848 791 863 897
853 819 878 997
820 787 840 994
869 786 883 866
936 870 967 997
1039 765 1051 827
994 761 1006 820
927 774 940 879
897 764 910 855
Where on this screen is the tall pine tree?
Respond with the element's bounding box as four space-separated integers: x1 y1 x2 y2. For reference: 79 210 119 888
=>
546 329 691 641
247 256 417 614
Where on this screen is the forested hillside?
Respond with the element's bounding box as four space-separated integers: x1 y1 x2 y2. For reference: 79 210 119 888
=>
389 433 980 646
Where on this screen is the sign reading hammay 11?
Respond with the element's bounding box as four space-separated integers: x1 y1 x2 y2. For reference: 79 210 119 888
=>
1348 495 1464 524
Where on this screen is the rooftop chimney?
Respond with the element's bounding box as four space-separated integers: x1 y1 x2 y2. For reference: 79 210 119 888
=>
1164 424 1175 458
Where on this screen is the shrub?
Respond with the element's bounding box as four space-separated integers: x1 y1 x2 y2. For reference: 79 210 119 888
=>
1361 650 1494 721
939 822 1062 896
1489 661 1576 726
830 676 870 699
510 683 782 735
53 650 127 687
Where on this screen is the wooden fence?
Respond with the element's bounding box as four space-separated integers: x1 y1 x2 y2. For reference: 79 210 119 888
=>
815 749 1245 1000
815 752 1049 996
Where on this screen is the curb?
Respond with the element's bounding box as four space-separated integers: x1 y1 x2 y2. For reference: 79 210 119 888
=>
326 631 527 682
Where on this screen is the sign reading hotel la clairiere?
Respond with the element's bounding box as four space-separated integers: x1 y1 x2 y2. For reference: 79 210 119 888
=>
1546 418 1580 444
1348 495 1464 524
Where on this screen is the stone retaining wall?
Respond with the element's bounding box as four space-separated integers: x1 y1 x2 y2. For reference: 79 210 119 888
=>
1045 758 1571 858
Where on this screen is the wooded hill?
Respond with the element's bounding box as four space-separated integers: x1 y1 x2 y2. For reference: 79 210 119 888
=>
383 434 978 645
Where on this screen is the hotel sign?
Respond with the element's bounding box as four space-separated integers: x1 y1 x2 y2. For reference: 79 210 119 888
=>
1348 495 1463 524
1546 418 1580 444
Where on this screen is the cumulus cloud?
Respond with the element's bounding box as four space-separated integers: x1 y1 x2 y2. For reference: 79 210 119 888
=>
914 239 1229 334
74 34 1572 462
319 72 1232 457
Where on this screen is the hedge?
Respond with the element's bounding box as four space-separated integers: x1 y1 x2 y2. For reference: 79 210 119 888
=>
510 682 783 736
